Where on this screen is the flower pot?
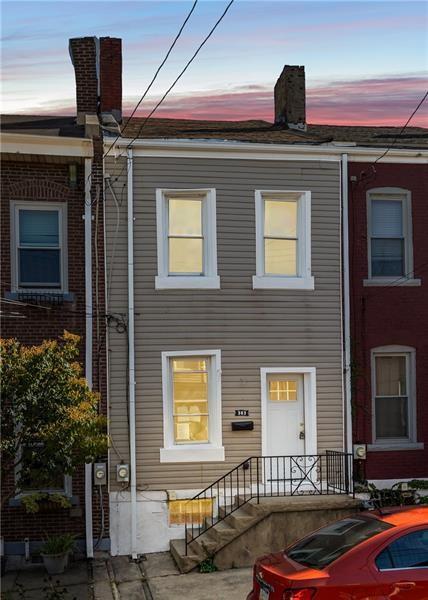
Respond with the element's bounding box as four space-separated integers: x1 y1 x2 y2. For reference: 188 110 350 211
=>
41 551 69 575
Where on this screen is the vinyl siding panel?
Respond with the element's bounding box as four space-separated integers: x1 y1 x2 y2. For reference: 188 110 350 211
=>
105 156 343 490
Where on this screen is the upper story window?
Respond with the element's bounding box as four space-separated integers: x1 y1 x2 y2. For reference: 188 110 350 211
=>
253 191 314 290
371 346 417 448
366 188 419 286
11 202 67 292
160 349 224 463
155 189 219 290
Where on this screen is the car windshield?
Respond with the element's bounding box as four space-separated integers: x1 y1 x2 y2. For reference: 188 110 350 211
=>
286 515 393 569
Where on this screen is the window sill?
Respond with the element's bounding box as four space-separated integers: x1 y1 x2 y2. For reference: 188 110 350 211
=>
155 276 220 290
4 291 76 302
252 275 314 290
367 443 424 452
9 494 78 508
160 446 225 463
363 278 421 287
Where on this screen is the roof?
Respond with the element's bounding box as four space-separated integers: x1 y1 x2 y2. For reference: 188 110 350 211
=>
0 115 84 138
2 114 427 149
119 117 428 149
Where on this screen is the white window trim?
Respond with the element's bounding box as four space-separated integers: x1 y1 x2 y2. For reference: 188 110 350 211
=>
160 349 224 463
10 201 68 293
155 188 220 290
365 188 419 287
371 345 417 448
253 190 314 290
260 367 317 456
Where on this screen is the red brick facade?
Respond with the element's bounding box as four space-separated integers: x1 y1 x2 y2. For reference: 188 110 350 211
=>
1 157 109 550
100 37 122 120
348 161 428 481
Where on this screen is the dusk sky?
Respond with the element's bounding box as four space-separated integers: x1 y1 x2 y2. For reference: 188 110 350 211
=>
2 0 428 126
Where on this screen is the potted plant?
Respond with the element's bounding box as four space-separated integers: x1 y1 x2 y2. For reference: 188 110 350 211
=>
40 534 75 575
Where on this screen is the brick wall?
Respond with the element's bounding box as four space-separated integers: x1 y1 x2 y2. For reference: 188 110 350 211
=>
69 37 98 120
1 157 109 547
348 161 428 480
100 37 122 121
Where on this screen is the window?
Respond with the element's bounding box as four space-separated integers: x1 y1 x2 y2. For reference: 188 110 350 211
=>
269 379 297 402
376 530 428 570
286 516 392 569
160 350 224 462
366 188 418 286
11 202 67 292
168 498 214 526
253 190 314 289
372 346 417 447
16 441 71 496
155 189 219 289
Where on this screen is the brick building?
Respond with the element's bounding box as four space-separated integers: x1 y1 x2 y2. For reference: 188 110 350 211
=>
0 36 121 556
348 159 428 485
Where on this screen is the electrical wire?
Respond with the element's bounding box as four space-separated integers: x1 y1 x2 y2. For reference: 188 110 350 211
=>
114 0 235 165
102 0 199 162
373 89 428 165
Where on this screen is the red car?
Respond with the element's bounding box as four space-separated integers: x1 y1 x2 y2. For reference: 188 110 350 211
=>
247 506 428 600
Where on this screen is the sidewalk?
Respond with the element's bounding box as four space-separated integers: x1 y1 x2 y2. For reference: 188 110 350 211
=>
1 552 252 600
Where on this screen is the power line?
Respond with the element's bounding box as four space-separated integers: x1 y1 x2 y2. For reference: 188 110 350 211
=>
103 0 199 162
118 0 235 159
373 89 428 165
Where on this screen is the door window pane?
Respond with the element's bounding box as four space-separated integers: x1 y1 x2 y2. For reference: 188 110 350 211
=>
269 380 297 401
265 239 297 275
19 210 59 246
264 200 297 238
376 530 428 570
172 357 209 444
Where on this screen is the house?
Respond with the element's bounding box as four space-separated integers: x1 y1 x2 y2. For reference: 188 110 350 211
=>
0 36 122 557
99 40 427 560
348 150 428 486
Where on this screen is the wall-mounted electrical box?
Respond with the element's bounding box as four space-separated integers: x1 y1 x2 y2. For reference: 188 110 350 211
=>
116 463 130 483
94 462 107 485
353 444 367 460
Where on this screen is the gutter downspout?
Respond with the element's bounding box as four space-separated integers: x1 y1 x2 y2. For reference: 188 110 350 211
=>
341 153 353 456
127 149 137 559
84 158 94 559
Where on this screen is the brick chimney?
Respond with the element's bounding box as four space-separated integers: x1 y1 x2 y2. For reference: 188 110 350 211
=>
274 65 306 131
69 36 122 125
99 37 122 123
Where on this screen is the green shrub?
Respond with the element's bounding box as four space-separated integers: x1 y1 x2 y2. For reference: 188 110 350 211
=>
41 534 76 555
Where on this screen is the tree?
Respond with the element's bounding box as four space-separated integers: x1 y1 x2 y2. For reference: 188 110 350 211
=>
0 331 107 510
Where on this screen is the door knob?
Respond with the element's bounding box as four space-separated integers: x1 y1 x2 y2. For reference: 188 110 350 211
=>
396 581 416 590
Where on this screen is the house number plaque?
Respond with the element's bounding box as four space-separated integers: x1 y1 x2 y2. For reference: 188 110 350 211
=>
235 409 249 417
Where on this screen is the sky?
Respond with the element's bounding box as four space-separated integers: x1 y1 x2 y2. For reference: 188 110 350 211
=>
1 0 428 126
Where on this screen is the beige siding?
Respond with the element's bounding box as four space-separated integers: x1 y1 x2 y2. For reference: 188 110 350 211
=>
105 156 343 490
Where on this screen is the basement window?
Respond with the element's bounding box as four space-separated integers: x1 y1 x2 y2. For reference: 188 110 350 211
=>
168 498 214 526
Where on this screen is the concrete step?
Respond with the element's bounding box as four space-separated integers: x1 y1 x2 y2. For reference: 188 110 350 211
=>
169 538 205 574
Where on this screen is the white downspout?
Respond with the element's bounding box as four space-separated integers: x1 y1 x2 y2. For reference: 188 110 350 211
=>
84 158 94 558
341 153 353 455
127 150 137 559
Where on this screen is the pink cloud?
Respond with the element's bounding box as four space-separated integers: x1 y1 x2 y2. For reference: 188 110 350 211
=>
6 75 427 128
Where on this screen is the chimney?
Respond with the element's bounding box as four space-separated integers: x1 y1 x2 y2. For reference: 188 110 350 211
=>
274 65 306 131
69 36 122 125
99 37 122 123
69 37 99 125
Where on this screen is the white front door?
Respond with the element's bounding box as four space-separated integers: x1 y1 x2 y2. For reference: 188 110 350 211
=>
265 373 305 491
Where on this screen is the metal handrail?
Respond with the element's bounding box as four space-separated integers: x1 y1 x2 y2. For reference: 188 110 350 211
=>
184 451 353 554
